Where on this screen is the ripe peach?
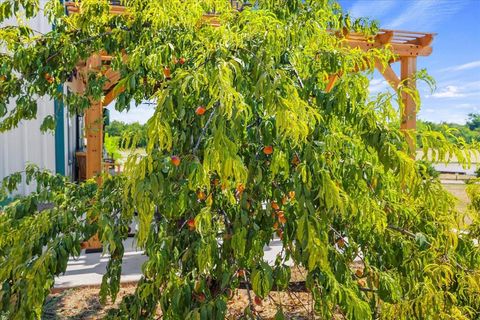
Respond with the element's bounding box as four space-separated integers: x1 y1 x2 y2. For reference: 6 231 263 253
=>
276 229 284 239
195 106 206 115
163 67 171 79
196 293 206 303
292 154 300 166
197 190 206 201
277 212 287 224
271 201 280 211
187 219 195 231
171 155 181 167
44 73 54 84
236 183 245 193
263 145 273 155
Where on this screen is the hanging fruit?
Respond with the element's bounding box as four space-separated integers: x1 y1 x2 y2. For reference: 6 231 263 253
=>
195 106 206 115
163 67 171 80
263 145 273 155
171 155 181 167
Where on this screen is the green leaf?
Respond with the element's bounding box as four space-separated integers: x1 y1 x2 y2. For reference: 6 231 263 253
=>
415 232 429 250
252 263 273 299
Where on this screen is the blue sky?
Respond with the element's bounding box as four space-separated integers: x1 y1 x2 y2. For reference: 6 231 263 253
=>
340 0 480 124
109 0 480 124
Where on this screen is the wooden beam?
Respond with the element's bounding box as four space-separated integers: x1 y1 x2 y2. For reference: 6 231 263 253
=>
407 34 433 46
375 30 394 44
344 40 432 57
87 54 102 72
325 74 339 93
103 69 121 91
375 60 400 90
65 71 86 94
400 56 417 155
103 85 125 107
65 2 127 15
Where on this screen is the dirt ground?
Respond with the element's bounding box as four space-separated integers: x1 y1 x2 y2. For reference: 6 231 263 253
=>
42 267 320 320
43 285 316 320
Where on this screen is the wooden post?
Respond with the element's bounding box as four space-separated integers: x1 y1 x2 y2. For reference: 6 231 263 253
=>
85 100 103 179
400 56 417 155
83 54 104 252
83 100 103 253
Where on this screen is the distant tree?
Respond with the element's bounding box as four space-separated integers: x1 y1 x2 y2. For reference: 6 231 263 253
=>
105 120 147 148
417 119 480 145
466 113 480 131
104 120 127 137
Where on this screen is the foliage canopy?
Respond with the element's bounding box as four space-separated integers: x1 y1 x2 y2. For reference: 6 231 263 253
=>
0 1 479 319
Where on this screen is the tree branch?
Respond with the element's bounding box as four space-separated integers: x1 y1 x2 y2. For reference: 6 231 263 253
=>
290 65 304 89
387 224 470 272
387 224 416 238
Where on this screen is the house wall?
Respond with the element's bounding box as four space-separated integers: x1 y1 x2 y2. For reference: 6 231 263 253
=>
0 99 56 195
0 1 56 195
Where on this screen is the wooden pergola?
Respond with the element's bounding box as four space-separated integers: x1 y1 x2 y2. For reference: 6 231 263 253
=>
65 3 435 249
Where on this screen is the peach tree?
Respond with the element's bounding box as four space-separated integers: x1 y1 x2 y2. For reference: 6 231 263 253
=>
1 0 479 319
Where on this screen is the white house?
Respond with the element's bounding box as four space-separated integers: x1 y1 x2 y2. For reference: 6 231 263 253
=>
0 1 80 197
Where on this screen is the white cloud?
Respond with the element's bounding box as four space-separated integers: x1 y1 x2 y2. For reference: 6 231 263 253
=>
369 78 390 93
107 102 155 124
430 86 464 98
440 60 480 72
385 0 466 31
418 110 469 125
428 81 480 99
347 0 398 20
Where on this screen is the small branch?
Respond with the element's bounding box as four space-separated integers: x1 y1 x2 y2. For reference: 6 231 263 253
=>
243 273 255 314
387 224 416 238
246 116 261 130
287 290 310 315
290 65 304 89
